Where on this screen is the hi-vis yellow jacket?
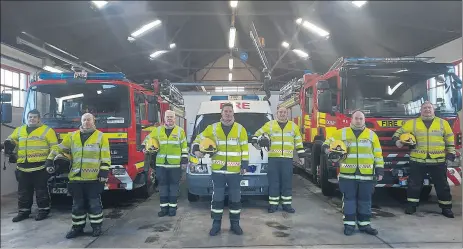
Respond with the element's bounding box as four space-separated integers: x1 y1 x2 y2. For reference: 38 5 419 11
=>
143 125 188 167
7 124 58 172
48 130 111 181
254 120 304 158
324 127 384 180
193 122 249 173
393 117 455 163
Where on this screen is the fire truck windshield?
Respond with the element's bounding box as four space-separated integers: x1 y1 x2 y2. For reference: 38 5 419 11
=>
190 113 273 143
23 83 130 128
343 73 458 117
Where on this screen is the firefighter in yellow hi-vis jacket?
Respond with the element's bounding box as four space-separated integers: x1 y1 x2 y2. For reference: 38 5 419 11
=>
142 110 189 217
252 106 305 213
46 113 111 239
3 109 58 222
323 110 384 236
393 101 456 218
191 102 249 236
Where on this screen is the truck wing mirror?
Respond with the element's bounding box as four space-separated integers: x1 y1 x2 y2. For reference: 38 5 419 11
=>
316 81 333 114
1 93 13 124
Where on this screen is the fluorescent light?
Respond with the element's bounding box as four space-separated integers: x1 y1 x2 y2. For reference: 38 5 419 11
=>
281 41 290 48
229 27 236 48
215 86 245 92
169 43 176 49
92 1 108 9
301 20 330 37
85 62 104 72
43 66 63 73
352 1 367 8
149 50 168 59
229 58 234 70
130 20 162 38
228 73 233 81
230 1 238 8
295 18 303 25
292 49 309 58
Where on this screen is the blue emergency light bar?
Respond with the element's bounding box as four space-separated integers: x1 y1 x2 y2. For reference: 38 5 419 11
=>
210 95 260 101
38 72 126 81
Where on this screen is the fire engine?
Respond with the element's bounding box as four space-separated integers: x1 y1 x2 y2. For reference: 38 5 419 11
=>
278 57 462 197
1 71 186 198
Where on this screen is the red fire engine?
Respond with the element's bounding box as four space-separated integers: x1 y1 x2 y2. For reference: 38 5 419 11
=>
278 57 462 197
4 71 186 198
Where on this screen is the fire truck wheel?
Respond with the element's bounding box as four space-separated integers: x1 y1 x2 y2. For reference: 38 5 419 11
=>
136 171 155 199
320 153 336 197
188 191 199 202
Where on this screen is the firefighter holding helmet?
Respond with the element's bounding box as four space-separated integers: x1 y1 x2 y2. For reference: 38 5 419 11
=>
191 102 249 236
392 101 456 218
3 109 58 222
46 113 111 239
142 110 189 217
252 106 305 214
322 110 384 236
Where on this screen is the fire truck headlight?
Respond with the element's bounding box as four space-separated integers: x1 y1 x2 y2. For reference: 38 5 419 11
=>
112 168 126 176
260 163 268 173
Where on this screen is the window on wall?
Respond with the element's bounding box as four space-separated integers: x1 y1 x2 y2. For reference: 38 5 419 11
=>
1 67 29 108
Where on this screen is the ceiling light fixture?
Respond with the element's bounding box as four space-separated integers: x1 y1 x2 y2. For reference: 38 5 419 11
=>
292 49 309 59
295 18 303 25
352 1 367 8
230 1 238 8
43 65 63 73
149 50 168 59
281 41 290 48
92 1 108 9
229 27 236 48
296 19 330 37
228 73 233 82
169 43 176 49
129 20 162 40
229 58 234 70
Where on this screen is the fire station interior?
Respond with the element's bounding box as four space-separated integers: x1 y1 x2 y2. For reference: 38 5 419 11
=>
0 1 462 248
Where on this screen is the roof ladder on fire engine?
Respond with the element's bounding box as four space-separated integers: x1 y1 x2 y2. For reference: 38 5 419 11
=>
159 80 184 106
278 77 304 108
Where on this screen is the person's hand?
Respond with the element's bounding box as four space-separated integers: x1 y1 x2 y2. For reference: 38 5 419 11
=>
299 157 305 165
377 175 383 181
194 151 204 158
395 140 404 148
324 148 330 155
99 176 108 183
240 168 246 175
446 153 456 162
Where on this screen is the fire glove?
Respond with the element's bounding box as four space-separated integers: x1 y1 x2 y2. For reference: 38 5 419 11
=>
98 169 109 183
446 153 456 162
45 159 55 174
181 157 188 165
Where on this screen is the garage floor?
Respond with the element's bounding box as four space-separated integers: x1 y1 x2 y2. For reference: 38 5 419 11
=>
1 173 462 248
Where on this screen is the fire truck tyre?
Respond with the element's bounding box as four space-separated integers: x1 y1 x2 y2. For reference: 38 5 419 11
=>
320 153 336 197
136 171 155 199
420 186 433 201
311 141 323 184
188 191 199 202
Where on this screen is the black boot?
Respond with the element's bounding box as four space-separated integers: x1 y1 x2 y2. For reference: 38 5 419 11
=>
442 208 454 218
12 212 30 222
92 226 102 237
358 225 378 235
405 205 416 215
268 205 278 213
66 227 84 239
35 212 49 221
282 204 295 213
344 225 355 236
158 207 169 217
168 207 177 217
209 219 222 236
230 220 243 235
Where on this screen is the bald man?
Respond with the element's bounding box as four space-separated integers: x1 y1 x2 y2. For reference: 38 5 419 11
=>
142 110 188 217
47 113 111 238
393 101 456 218
323 110 384 236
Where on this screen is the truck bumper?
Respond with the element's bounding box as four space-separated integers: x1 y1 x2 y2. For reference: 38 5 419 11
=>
186 173 269 196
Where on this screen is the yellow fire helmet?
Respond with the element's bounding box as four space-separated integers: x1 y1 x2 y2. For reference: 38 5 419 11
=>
52 152 72 173
399 133 416 145
328 140 348 163
199 137 217 156
145 137 160 153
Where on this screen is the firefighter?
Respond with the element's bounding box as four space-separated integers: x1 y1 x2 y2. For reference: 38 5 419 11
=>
3 109 58 222
322 110 384 236
46 113 111 238
142 110 188 217
393 101 456 218
191 102 249 236
252 106 305 213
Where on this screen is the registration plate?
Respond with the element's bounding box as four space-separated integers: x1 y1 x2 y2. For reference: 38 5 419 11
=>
240 180 249 187
51 188 68 194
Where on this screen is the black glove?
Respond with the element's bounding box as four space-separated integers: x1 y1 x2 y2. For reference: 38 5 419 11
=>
375 167 384 178
192 144 200 154
241 160 249 171
45 159 55 174
181 156 188 165
98 169 109 183
446 153 456 162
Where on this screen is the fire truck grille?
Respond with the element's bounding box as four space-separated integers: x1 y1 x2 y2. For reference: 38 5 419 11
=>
110 143 129 165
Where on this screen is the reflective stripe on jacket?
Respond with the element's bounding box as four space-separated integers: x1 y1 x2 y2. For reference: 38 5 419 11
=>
143 125 188 168
254 120 304 158
7 124 58 172
48 130 111 181
193 122 248 173
393 117 455 163
324 127 384 180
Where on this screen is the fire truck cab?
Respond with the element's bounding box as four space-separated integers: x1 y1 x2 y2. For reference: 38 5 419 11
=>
279 57 462 196
186 95 273 202
3 71 186 198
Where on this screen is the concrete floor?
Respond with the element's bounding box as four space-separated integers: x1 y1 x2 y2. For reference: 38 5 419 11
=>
1 173 462 248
